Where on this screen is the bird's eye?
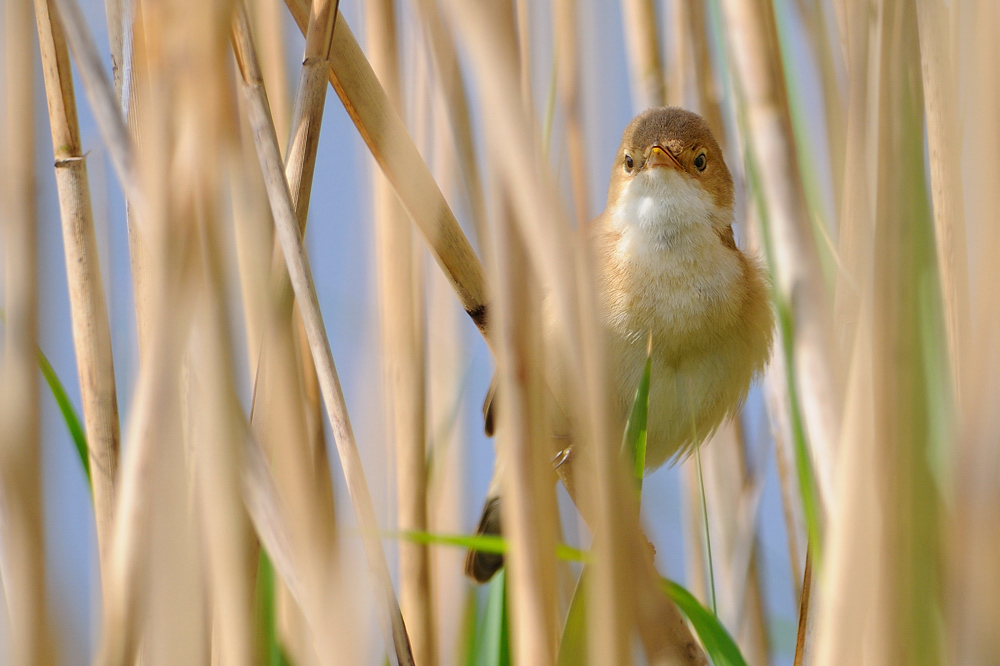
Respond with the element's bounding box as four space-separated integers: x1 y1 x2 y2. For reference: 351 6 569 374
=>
624 154 634 172
694 153 707 171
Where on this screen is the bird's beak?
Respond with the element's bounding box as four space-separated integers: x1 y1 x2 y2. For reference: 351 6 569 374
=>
644 144 682 171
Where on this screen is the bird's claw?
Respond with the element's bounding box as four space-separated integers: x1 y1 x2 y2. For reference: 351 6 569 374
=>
551 446 574 470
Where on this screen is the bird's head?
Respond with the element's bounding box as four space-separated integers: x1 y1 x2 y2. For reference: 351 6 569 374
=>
607 107 734 244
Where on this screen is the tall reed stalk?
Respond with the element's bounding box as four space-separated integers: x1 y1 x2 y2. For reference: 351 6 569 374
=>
34 0 121 590
1 0 53 663
365 0 436 661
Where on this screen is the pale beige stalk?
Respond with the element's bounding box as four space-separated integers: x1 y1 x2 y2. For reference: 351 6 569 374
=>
410 0 489 246
620 0 664 110
666 0 691 108
686 0 726 142
190 213 258 666
33 0 121 588
425 109 467 659
101 0 154 358
831 0 876 354
915 0 971 395
763 345 806 601
949 1 1000 662
231 8 414 662
813 268 880 666
251 0 292 150
718 0 841 515
49 0 150 229
813 13 883 661
285 0 490 338
95 0 238 659
856 4 938 661
493 190 561 666
47 1 170 660
101 0 125 96
685 422 770 665
795 0 846 215
166 0 257 661
0 1 53 662
514 0 532 110
364 0 436 661
553 0 590 223
231 104 328 664
280 4 341 645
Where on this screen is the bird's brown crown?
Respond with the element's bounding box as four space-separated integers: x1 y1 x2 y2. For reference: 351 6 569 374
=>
607 107 733 213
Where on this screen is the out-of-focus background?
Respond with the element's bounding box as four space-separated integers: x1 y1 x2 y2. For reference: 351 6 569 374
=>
1 0 996 663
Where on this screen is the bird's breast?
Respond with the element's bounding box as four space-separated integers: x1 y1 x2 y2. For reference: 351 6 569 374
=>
600 213 748 357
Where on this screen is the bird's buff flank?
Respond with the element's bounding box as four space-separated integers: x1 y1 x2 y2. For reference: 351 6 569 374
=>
467 107 774 583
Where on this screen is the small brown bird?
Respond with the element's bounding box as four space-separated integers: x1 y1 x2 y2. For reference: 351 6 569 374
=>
466 107 775 583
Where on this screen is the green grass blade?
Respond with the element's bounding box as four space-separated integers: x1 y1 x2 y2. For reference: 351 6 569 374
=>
556 568 589 666
37 349 90 486
660 578 748 666
389 531 747 664
475 569 511 666
622 343 652 493
461 588 480 666
388 530 589 564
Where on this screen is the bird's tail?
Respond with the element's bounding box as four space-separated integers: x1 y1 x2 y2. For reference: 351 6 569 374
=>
464 496 504 583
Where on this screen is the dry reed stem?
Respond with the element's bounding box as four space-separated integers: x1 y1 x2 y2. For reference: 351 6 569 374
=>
718 0 841 516
553 0 590 224
696 422 770 664
119 2 157 360
280 0 340 613
763 346 806 601
33 0 121 590
233 27 342 666
425 108 467 659
50 0 149 231
409 0 489 246
795 0 846 217
666 0 691 108
792 548 812 666
824 3 939 661
231 8 414 663
493 190 561 666
364 0 436 661
915 0 971 396
101 0 125 96
949 2 1000 661
100 0 155 360
232 98 331 663
0 1 53 662
284 0 490 338
251 0 292 151
284 0 338 232
96 0 238 657
870 6 940 656
277 0 340 575
620 0 665 110
812 308 879 666
167 0 257 661
831 0 876 353
686 0 726 144
191 216 258 666
44 0 174 660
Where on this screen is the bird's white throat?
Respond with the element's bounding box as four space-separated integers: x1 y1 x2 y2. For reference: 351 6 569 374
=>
610 169 723 250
